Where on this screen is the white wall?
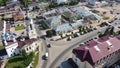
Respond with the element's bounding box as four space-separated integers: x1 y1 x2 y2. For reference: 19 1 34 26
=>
57 0 68 5
5 43 20 57
0 55 8 60
24 41 40 53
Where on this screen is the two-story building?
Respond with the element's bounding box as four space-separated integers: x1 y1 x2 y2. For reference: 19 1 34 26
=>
72 35 120 68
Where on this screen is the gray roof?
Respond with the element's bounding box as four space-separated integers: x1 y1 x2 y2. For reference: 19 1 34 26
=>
58 7 70 13
71 6 101 20
71 20 83 28
53 23 73 33
46 17 61 26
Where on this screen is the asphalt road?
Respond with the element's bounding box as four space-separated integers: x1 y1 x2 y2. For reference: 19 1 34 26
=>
34 23 49 68
49 26 107 68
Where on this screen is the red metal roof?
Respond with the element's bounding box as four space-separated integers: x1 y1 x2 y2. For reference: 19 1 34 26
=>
17 38 37 49
73 35 120 65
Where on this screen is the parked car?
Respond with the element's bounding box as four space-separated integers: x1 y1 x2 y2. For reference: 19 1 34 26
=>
93 27 97 30
67 36 72 41
44 52 48 60
47 44 51 48
67 58 78 68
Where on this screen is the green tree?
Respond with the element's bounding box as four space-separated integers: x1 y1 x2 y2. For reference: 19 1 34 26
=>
0 0 9 6
41 23 47 29
110 27 114 35
24 52 34 66
98 33 104 38
46 30 53 37
21 49 27 58
104 27 110 35
20 0 30 7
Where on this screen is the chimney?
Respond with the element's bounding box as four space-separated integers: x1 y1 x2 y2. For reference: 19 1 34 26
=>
94 46 100 52
85 46 89 50
12 38 16 42
106 40 112 47
20 36 25 41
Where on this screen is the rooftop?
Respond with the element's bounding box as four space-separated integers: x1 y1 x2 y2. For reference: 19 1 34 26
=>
73 35 120 65
17 37 37 49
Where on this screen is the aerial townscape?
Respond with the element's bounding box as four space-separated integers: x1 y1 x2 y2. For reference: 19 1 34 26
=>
0 0 120 68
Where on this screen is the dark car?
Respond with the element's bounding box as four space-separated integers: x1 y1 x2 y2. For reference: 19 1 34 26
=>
47 44 51 48
93 27 97 30
67 58 78 68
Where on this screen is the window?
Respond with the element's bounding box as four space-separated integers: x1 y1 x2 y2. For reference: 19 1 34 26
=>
14 53 16 56
29 47 31 49
26 48 28 51
75 59 77 61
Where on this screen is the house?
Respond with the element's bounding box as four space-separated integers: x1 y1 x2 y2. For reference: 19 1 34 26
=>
42 9 61 19
72 35 120 68
1 32 20 58
0 20 40 60
0 1 20 15
45 17 61 28
58 7 71 14
53 23 73 34
86 0 108 7
62 11 79 22
17 36 40 53
6 1 20 11
51 0 68 5
71 20 84 29
12 11 25 21
70 6 101 22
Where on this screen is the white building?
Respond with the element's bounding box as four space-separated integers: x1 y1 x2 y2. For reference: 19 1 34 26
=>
17 36 40 53
0 20 40 60
51 0 68 5
26 19 37 39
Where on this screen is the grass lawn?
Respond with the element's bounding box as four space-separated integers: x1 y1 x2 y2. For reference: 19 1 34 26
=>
0 46 4 50
103 16 110 20
15 25 25 31
6 52 35 68
32 52 39 68
6 56 25 68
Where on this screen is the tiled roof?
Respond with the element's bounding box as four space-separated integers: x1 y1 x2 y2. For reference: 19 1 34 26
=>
73 35 120 65
12 12 24 17
17 38 37 49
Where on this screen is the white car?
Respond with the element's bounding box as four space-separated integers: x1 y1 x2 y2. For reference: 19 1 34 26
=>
44 52 48 60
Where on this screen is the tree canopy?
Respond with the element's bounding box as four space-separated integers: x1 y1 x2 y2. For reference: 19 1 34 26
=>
0 0 9 6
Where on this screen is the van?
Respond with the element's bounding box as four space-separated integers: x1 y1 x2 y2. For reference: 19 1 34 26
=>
44 52 48 60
